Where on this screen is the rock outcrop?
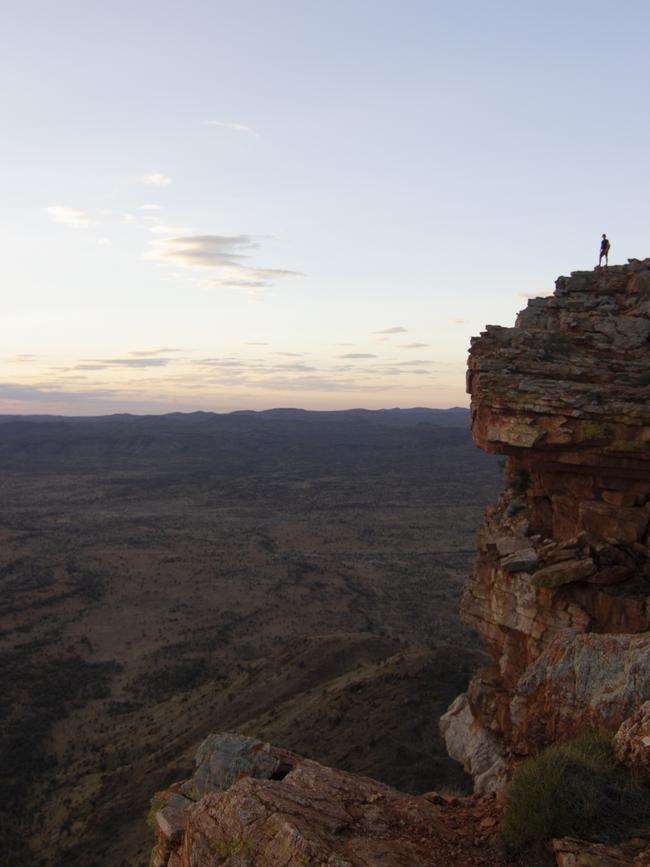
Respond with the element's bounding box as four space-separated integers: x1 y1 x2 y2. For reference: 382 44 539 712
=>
149 733 505 867
147 261 650 864
551 837 650 867
614 701 650 778
441 260 650 790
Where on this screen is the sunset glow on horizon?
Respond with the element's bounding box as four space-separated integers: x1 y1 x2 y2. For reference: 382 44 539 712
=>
2 1 649 415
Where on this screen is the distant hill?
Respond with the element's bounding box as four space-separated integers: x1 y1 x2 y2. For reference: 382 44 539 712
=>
0 407 472 470
0 406 469 426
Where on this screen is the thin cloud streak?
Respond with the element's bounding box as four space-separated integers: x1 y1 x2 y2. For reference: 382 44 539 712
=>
81 358 173 368
46 206 95 228
339 353 377 359
0 382 118 402
142 173 172 186
206 120 260 136
129 348 182 357
150 234 304 290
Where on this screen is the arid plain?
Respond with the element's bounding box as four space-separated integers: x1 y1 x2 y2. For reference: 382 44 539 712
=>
0 408 501 866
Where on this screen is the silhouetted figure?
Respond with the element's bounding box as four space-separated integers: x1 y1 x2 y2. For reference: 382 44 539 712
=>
599 233 610 267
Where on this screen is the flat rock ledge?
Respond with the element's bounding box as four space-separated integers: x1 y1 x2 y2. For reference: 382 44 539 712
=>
148 733 507 867
148 734 650 865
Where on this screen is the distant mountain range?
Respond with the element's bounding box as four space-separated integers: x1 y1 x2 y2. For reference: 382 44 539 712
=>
0 406 469 426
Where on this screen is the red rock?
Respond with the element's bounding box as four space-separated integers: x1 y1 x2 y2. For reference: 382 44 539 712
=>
149 734 506 867
614 701 650 777
442 261 650 785
551 837 650 866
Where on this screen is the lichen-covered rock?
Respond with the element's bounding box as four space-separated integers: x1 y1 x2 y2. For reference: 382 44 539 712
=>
509 633 650 752
150 734 297 867
149 733 506 867
551 837 650 867
439 693 509 794
180 732 294 801
614 701 650 778
444 260 650 786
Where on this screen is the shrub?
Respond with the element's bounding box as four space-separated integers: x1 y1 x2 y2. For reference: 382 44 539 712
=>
501 731 650 866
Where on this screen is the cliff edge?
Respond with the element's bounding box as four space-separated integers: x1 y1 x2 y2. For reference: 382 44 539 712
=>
441 260 650 791
146 261 650 865
148 733 505 867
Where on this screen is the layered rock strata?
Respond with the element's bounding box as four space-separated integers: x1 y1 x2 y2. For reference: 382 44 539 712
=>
149 733 506 867
149 735 648 866
441 260 650 791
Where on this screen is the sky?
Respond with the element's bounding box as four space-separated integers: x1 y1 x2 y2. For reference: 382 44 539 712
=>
2 0 649 415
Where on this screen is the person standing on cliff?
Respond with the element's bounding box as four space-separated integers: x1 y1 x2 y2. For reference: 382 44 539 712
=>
599 233 610 267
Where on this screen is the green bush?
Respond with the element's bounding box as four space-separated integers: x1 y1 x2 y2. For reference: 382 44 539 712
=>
501 731 650 866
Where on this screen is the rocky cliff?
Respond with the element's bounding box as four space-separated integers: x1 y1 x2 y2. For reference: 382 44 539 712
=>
441 260 650 791
147 261 650 865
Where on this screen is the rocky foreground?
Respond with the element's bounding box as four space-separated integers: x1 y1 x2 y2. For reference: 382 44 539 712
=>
149 261 650 865
149 733 505 867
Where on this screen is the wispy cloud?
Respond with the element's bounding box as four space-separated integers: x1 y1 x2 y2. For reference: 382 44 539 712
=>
274 363 317 373
72 363 110 371
81 357 173 368
206 120 259 137
142 173 172 186
339 353 377 359
398 342 429 349
7 354 39 363
129 347 182 357
139 203 163 210
150 234 304 290
373 326 407 334
192 358 248 368
46 206 95 228
254 375 384 393
0 381 118 402
450 318 466 324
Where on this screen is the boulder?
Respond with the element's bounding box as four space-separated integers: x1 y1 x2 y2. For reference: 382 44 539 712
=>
614 701 650 778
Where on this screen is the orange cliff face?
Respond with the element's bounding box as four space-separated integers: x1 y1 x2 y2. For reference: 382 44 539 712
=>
441 260 650 792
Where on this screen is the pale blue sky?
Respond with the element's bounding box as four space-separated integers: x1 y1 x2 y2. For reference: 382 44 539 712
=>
1 0 649 413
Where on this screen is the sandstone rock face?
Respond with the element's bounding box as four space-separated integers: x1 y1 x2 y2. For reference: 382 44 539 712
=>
614 701 650 778
439 693 509 794
149 733 506 867
551 837 650 867
442 261 650 786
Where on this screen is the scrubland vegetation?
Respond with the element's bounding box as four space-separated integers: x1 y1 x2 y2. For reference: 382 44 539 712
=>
0 409 501 866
